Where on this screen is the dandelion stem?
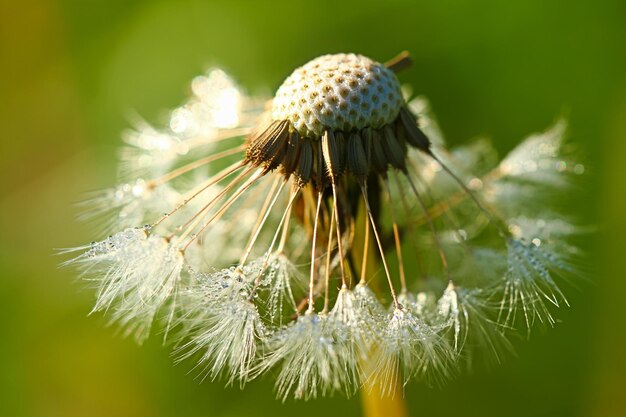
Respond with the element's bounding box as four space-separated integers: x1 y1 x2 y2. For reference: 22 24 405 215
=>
353 193 409 417
360 384 409 417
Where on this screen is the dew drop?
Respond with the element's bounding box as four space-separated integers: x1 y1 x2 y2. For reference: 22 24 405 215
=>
468 177 483 190
574 164 585 174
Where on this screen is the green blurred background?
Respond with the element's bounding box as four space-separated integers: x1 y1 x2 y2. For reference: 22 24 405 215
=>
1 0 625 416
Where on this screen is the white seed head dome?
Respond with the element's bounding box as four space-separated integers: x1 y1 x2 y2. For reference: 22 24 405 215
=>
271 53 404 138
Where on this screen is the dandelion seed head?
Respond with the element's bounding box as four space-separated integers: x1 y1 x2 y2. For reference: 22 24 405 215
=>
272 53 403 137
246 53 433 190
64 52 585 399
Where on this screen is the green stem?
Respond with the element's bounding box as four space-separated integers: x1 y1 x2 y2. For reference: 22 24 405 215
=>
361 383 409 417
353 201 409 417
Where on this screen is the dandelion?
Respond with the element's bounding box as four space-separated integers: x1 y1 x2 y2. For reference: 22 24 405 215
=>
64 52 584 401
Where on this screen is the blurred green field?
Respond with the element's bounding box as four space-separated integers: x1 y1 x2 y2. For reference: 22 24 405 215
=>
1 1 625 416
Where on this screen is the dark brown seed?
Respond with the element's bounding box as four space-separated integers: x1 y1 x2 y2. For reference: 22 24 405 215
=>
382 125 407 171
262 126 289 172
245 120 289 167
346 132 368 177
334 131 346 178
296 139 313 186
314 141 325 190
399 107 431 152
362 127 373 166
281 130 302 176
370 129 388 174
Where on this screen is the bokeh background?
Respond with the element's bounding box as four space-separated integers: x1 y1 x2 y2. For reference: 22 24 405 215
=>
1 1 625 416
